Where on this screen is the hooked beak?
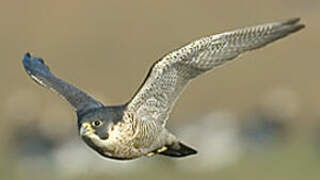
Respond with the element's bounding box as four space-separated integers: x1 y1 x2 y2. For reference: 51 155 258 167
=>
80 122 94 136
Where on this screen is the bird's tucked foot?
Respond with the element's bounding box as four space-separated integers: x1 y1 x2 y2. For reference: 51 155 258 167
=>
156 142 197 158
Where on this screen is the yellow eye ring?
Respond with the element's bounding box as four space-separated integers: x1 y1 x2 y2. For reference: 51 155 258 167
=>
92 120 102 127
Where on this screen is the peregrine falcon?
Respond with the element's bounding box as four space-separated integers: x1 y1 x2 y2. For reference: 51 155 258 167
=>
23 18 304 160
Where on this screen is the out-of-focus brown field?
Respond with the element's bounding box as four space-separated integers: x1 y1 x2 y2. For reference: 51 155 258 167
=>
1 0 320 180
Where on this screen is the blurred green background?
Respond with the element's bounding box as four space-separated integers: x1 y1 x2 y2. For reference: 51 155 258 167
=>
1 0 319 179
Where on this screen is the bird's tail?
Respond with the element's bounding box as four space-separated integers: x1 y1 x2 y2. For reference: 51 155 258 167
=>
159 142 197 158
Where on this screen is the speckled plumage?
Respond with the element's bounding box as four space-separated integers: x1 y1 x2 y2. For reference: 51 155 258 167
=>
23 18 304 160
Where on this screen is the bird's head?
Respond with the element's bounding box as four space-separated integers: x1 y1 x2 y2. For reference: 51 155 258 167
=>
78 106 125 139
77 106 126 154
79 112 110 140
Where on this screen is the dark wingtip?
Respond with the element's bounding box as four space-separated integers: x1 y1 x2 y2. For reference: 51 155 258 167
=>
23 52 31 64
292 24 305 33
22 52 52 77
25 52 31 58
23 52 32 74
283 17 301 25
281 17 305 34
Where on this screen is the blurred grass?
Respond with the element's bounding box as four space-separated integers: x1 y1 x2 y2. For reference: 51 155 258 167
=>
1 140 319 180
74 144 319 180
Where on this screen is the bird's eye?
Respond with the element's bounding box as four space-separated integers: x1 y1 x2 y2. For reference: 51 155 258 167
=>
92 120 102 127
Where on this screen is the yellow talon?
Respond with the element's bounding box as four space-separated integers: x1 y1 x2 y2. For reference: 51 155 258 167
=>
157 146 167 153
146 152 155 157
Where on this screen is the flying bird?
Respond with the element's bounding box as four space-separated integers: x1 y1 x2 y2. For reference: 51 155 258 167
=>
23 18 304 160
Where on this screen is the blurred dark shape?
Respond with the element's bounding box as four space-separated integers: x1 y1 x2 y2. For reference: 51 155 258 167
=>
312 124 320 157
12 122 57 157
240 88 299 149
240 108 288 148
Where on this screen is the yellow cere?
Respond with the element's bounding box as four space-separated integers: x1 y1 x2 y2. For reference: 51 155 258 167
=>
82 122 95 133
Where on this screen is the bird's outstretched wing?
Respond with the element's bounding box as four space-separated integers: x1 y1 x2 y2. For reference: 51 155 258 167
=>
126 18 304 126
23 53 103 114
